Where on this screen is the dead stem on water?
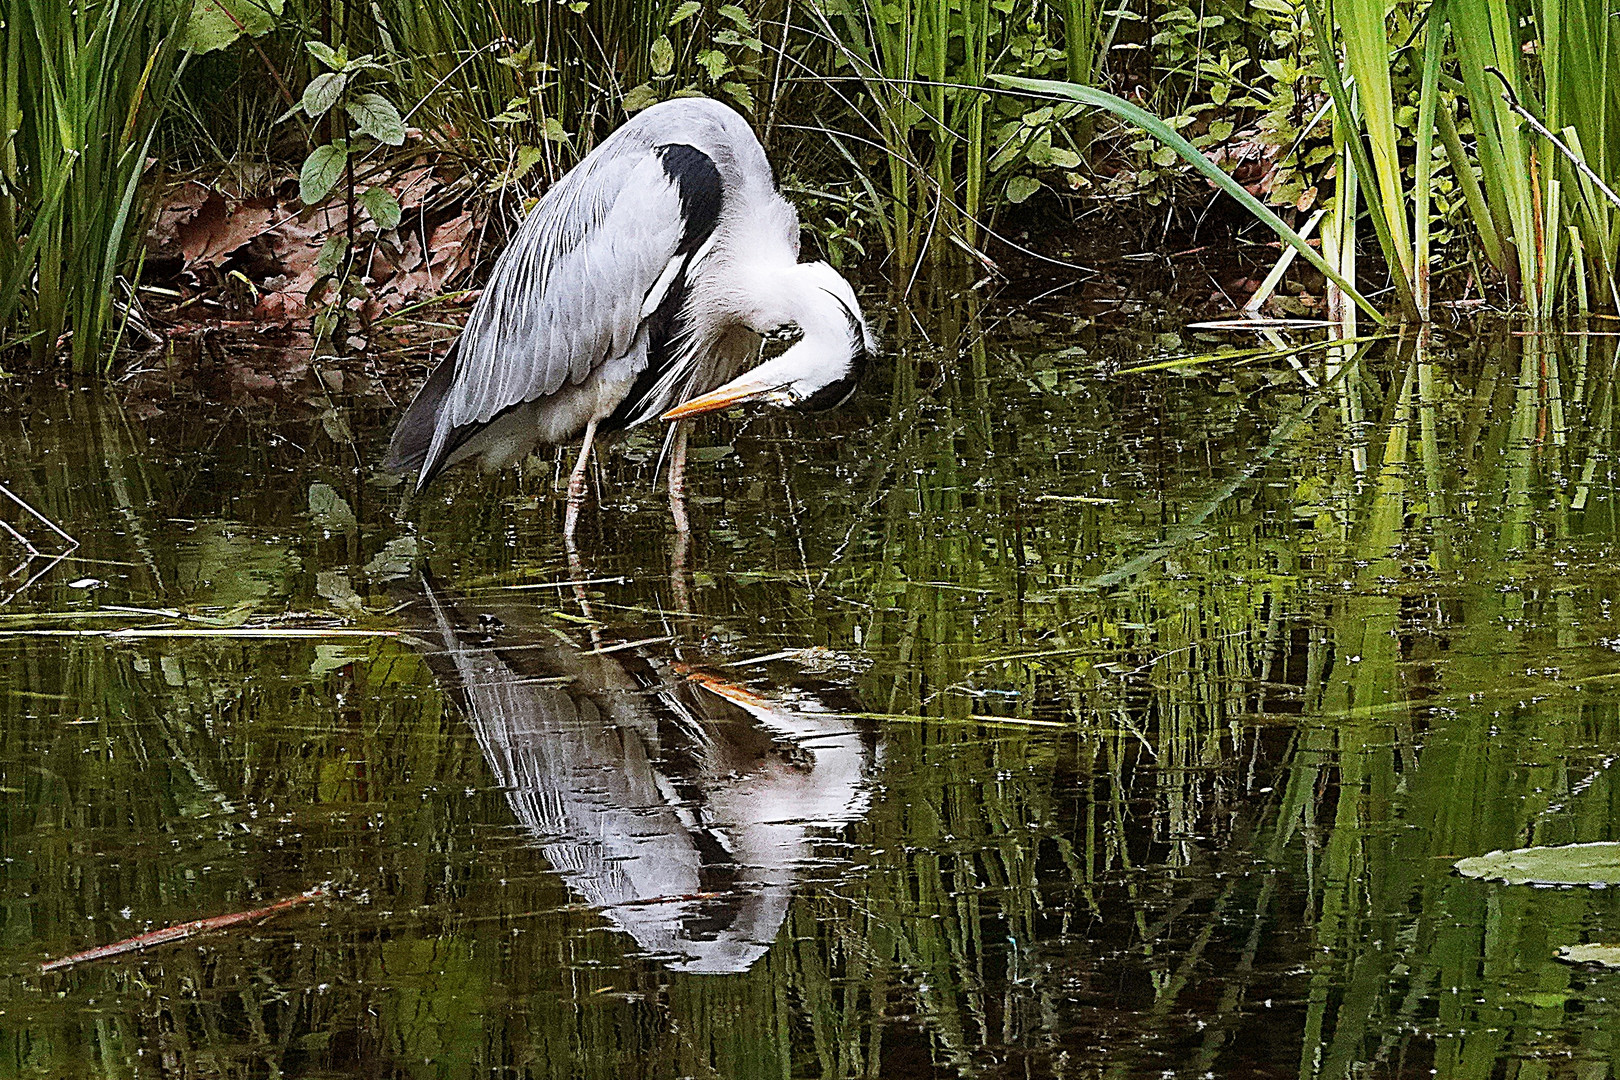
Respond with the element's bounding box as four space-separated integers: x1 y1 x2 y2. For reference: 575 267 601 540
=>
41 888 328 973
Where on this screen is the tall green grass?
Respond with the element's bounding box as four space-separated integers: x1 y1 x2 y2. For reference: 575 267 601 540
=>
807 0 1106 277
367 0 1109 278
0 0 189 372
1297 0 1620 321
992 0 1620 322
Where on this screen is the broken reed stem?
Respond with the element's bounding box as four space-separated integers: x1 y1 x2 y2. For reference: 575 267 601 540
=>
1486 66 1620 213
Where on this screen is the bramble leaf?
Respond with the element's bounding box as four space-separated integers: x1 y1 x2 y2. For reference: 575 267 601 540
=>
359 186 402 230
347 93 406 145
299 141 348 205
181 0 285 54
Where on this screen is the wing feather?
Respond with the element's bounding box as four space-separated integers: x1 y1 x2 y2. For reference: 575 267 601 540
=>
418 147 700 477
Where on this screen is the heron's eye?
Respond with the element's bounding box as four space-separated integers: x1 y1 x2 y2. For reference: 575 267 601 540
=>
760 323 803 361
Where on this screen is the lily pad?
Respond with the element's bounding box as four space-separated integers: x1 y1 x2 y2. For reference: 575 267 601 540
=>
1558 944 1620 968
1455 843 1620 886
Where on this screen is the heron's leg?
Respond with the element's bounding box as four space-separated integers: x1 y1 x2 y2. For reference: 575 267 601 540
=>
563 419 598 543
566 544 604 648
668 420 691 535
670 527 692 615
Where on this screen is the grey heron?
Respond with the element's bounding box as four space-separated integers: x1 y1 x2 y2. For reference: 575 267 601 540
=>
385 96 876 539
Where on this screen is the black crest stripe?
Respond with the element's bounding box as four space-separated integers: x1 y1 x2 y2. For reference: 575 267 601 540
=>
656 144 723 254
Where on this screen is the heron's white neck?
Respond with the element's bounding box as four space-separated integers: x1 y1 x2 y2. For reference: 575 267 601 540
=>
741 260 861 352
659 257 869 418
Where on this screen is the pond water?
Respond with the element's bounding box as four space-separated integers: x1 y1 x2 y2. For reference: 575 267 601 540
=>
4 299 1620 1079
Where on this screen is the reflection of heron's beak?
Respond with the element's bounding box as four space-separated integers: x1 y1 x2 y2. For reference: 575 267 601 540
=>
660 373 781 420
684 669 773 710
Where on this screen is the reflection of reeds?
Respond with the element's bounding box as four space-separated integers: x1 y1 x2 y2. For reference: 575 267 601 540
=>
11 324 1620 1075
827 303 1620 1074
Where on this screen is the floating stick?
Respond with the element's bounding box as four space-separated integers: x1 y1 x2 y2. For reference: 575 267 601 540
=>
41 888 326 973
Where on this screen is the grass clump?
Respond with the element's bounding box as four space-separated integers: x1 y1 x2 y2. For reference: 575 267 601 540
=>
0 0 191 373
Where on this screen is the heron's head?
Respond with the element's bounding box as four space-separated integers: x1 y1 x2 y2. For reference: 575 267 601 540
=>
661 262 875 421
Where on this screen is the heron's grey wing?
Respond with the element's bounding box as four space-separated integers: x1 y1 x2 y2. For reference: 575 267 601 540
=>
398 141 721 483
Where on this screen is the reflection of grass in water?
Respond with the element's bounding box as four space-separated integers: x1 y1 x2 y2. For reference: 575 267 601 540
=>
827 317 1620 1075
10 323 1620 1075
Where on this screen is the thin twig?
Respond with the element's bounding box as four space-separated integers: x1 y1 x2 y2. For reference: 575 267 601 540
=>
500 576 626 591
1486 66 1620 212
0 484 77 549
42 888 326 973
583 634 673 656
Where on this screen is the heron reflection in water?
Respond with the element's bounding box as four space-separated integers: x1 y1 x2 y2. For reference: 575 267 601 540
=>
413 578 880 974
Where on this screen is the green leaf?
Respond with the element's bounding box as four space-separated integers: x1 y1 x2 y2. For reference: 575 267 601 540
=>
650 35 675 76
540 117 571 143
721 81 755 112
489 96 531 124
515 145 545 178
315 234 349 275
358 187 402 230
718 4 753 30
347 93 406 146
668 0 702 24
697 48 732 81
496 42 533 70
299 142 349 205
311 306 341 342
306 40 344 71
301 72 347 119
622 83 660 112
181 0 285 54
1006 175 1040 203
988 74 1385 325
1455 843 1620 886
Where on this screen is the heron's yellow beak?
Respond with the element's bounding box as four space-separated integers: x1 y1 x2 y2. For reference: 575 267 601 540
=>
660 374 779 420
